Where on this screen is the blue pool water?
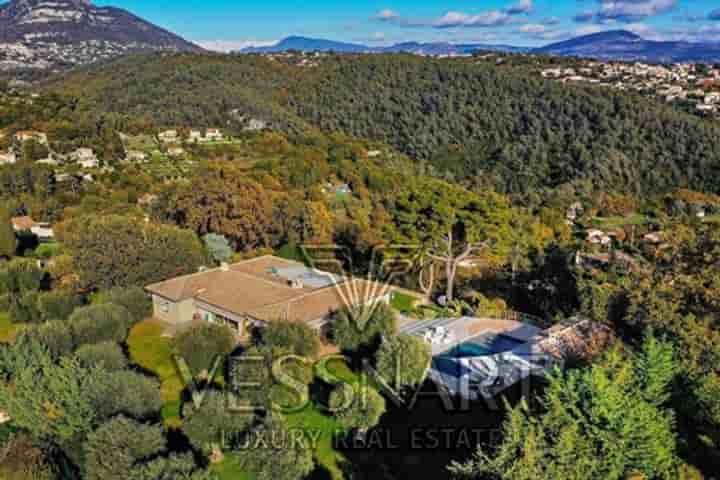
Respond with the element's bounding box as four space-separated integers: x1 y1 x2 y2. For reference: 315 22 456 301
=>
441 334 524 359
433 334 525 377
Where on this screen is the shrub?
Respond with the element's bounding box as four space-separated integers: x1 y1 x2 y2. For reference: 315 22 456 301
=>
95 287 151 323
19 320 74 359
75 342 127 371
36 290 81 322
85 370 162 421
261 321 320 358
174 323 236 376
84 416 166 480
332 303 398 353
69 304 134 348
181 390 253 459
375 334 431 392
8 292 40 324
329 383 386 432
0 258 44 295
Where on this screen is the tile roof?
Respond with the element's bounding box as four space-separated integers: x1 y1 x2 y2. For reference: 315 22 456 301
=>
145 256 394 324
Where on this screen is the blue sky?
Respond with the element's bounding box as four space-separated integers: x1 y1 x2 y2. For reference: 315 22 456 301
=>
94 0 720 50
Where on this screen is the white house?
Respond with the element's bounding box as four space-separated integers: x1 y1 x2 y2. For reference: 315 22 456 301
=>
0 152 16 165
14 130 47 144
158 130 179 143
205 128 223 141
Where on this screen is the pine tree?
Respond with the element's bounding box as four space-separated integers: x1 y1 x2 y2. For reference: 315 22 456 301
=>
0 206 16 259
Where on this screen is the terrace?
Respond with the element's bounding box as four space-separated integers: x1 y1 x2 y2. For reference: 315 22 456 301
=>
402 316 603 400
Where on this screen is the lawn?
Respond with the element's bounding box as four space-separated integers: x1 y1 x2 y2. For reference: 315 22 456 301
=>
0 312 22 344
127 320 184 427
390 292 417 314
212 453 255 480
592 213 649 229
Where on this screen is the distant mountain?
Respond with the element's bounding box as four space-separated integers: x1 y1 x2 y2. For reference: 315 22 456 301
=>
242 36 371 54
240 36 530 56
535 30 720 63
0 0 201 72
240 31 720 63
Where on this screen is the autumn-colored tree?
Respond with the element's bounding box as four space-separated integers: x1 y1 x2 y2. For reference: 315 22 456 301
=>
156 164 277 251
57 215 205 290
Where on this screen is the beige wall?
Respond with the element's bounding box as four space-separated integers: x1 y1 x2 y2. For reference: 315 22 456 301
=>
152 295 196 324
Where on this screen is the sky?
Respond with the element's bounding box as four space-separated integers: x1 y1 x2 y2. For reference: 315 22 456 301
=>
94 0 720 51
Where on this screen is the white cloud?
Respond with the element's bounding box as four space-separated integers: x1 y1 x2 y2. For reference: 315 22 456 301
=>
376 9 400 21
574 0 678 24
196 39 278 52
519 23 547 34
505 0 533 16
433 10 515 28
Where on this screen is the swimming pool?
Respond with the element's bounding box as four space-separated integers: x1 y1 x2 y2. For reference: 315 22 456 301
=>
441 333 525 359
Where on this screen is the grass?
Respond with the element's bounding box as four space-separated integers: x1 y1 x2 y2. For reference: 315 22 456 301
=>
390 292 417 314
127 320 184 427
212 453 255 480
592 213 649 229
0 312 22 344
704 215 720 224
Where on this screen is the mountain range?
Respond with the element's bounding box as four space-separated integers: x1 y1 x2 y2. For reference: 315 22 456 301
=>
240 35 530 55
1 0 720 76
0 0 200 72
242 31 720 64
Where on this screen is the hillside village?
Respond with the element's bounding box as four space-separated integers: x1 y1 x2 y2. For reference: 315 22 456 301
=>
541 61 720 116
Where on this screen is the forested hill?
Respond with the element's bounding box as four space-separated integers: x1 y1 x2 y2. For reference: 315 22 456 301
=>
47 53 720 196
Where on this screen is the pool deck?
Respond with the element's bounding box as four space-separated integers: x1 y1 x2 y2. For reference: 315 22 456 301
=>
401 316 545 356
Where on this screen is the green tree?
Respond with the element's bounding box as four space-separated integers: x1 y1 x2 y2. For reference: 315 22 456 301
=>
0 206 16 259
84 416 167 480
449 336 679 480
261 320 321 358
19 320 74 359
57 215 205 290
235 415 314 480
85 370 162 421
0 349 98 442
69 303 134 348
391 178 514 302
181 390 253 463
332 303 397 353
329 383 386 433
175 323 236 377
75 341 128 371
129 453 213 480
95 287 152 323
375 333 431 392
203 233 233 265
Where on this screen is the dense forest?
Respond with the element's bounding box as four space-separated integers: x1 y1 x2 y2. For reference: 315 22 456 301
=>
46 52 720 198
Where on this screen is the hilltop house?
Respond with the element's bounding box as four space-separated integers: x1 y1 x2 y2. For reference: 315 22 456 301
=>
158 130 179 143
11 216 54 242
0 152 16 165
145 256 394 338
205 128 223 141
14 130 47 144
73 148 99 169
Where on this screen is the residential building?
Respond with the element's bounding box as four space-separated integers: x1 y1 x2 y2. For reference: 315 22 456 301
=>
0 152 16 165
145 256 395 338
158 130 179 143
73 148 99 168
11 216 54 242
205 128 223 141
14 130 47 144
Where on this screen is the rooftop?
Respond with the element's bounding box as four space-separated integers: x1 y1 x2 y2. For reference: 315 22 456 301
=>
145 255 393 324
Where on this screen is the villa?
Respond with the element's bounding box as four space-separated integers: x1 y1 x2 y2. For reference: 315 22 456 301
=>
145 255 394 339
